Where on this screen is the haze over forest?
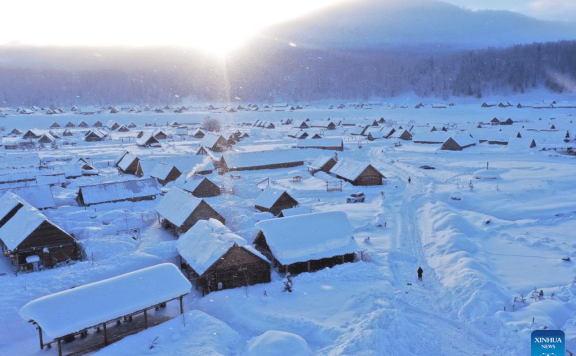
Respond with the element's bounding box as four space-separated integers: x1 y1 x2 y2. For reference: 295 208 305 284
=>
2 0 576 106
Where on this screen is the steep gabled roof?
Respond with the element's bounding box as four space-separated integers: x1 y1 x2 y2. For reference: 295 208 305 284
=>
155 187 203 226
330 157 384 181
255 211 359 265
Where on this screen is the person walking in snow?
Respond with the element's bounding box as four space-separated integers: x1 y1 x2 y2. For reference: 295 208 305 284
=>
408 177 411 184
417 267 423 281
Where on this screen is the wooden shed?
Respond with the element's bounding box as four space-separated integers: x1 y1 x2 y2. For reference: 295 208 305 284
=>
191 128 206 138
136 133 160 147
0 192 79 273
177 219 270 296
177 175 221 198
155 187 225 235
153 129 168 140
117 153 144 177
329 157 385 186
308 155 338 174
50 122 61 129
254 187 298 216
23 129 43 139
254 211 359 275
78 121 89 128
84 129 107 142
149 163 182 186
65 122 75 128
440 135 476 151
93 121 103 127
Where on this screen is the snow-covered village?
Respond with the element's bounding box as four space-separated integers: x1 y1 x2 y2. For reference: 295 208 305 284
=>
2 0 576 355
0 100 574 356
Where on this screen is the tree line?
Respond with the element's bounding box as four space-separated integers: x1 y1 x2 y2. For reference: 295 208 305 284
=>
1 40 575 106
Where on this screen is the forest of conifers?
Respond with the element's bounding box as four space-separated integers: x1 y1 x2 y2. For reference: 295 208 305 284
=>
1 40 575 106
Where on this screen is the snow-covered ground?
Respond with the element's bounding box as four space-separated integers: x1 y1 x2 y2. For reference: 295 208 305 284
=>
0 101 575 355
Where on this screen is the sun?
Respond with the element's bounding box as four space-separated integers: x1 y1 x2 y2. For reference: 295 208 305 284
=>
0 0 347 56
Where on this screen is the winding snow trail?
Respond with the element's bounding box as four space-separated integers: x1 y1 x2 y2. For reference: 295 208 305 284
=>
367 147 517 355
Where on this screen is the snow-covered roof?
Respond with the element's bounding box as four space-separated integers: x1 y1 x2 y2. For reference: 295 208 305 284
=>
36 173 66 186
19 263 191 339
79 178 160 205
176 175 208 193
0 201 56 250
255 211 360 265
201 133 225 148
155 187 203 226
280 206 311 217
296 138 342 149
0 191 25 221
223 149 305 170
118 153 139 171
450 134 476 147
309 155 334 170
177 219 250 276
255 187 288 209
0 185 55 210
412 131 450 143
330 157 383 181
149 162 177 180
136 132 159 146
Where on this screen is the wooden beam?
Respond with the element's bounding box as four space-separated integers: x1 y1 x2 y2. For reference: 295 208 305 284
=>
38 325 43 350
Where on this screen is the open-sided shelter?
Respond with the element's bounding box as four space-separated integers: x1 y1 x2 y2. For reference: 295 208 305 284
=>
19 263 190 356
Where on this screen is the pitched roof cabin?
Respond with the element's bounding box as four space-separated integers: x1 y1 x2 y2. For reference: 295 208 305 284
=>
50 122 61 129
117 153 144 177
65 122 75 128
155 187 225 235
0 192 79 273
76 178 161 206
153 129 168 140
176 175 221 198
389 129 413 141
149 163 182 186
78 121 89 128
19 263 190 355
440 135 476 151
292 120 309 129
136 133 160 147
254 187 298 216
106 120 120 130
38 133 56 144
288 129 308 139
201 133 229 152
329 157 385 186
177 219 270 296
254 211 360 274
23 129 43 139
93 121 103 127
191 128 206 138
118 125 130 132
295 138 343 151
308 155 338 174
84 129 107 142
9 128 22 135
219 149 304 174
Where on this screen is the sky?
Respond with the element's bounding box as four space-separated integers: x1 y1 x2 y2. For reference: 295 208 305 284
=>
1 0 574 55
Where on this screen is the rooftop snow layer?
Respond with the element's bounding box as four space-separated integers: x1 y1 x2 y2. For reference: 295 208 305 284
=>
177 219 249 275
255 211 360 265
330 157 382 181
295 138 342 148
155 187 203 226
255 187 287 209
149 162 177 180
0 203 51 250
19 263 191 339
78 178 160 205
223 149 305 170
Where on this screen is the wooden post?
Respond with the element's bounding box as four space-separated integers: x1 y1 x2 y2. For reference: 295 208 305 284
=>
342 255 344 263
307 261 310 272
180 296 184 314
58 339 62 356
38 325 43 349
144 309 148 329
103 322 108 345
361 251 364 261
